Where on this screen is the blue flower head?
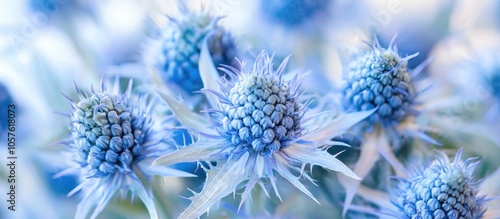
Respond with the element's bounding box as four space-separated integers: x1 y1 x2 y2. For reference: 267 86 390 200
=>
342 35 419 129
338 35 441 217
69 82 151 177
216 55 303 157
152 51 374 218
57 78 192 219
145 10 237 96
392 149 486 219
260 0 329 27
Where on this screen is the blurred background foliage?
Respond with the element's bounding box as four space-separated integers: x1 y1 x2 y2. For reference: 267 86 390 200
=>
1 0 500 218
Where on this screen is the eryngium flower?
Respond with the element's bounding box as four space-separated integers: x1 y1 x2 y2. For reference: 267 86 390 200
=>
219 64 303 156
145 11 237 96
392 149 486 219
152 51 374 218
261 0 329 27
342 36 417 128
70 85 148 177
338 35 442 216
57 78 191 219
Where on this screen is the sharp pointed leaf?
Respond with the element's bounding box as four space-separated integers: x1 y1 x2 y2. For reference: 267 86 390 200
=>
304 109 376 141
178 155 249 219
357 185 394 211
338 132 380 217
128 176 158 219
274 156 319 204
199 33 221 108
377 131 407 177
157 90 214 135
151 139 224 167
286 144 359 179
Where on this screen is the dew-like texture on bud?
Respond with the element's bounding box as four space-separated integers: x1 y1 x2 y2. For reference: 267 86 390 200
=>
342 38 416 127
393 150 485 219
261 0 329 27
70 88 152 177
216 54 303 156
147 13 237 94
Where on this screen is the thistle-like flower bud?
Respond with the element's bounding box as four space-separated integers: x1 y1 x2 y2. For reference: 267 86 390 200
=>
58 79 192 219
69 82 153 177
342 37 417 127
393 149 485 219
217 54 303 156
146 12 237 94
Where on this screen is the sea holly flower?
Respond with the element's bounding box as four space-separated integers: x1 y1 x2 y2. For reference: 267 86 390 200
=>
337 35 444 215
151 50 374 218
55 78 193 219
144 7 238 101
353 148 500 219
393 149 484 218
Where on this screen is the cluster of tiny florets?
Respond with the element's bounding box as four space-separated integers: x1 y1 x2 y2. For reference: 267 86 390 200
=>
70 91 152 177
217 57 303 156
393 152 485 219
342 42 416 127
150 13 236 94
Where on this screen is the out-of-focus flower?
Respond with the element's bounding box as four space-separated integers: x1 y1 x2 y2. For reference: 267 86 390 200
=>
337 35 444 215
429 29 500 146
450 0 500 32
0 83 13 133
364 0 453 69
0 49 80 219
353 148 500 219
56 77 193 219
151 50 374 218
260 0 329 28
145 8 238 101
27 0 91 21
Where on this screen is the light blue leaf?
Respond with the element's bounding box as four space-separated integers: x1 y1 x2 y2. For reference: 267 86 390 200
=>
127 175 158 219
274 155 319 204
151 139 224 167
156 90 215 135
356 185 394 211
338 131 380 217
178 154 249 219
304 109 376 141
144 162 197 177
75 178 117 219
199 32 221 108
286 144 359 179
376 131 407 177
